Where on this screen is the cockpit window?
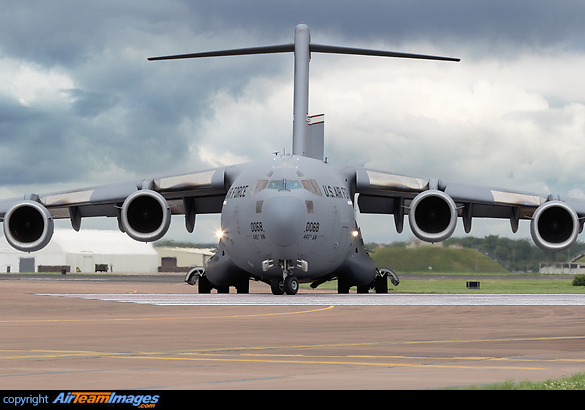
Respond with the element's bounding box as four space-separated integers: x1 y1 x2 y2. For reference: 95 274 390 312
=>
258 180 269 192
309 179 322 196
266 180 284 190
250 179 268 195
301 180 313 193
285 180 302 190
255 179 312 193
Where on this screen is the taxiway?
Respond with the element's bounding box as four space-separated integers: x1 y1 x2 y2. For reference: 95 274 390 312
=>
1 274 585 389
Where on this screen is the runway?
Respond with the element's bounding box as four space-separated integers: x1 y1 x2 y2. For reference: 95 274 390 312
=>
38 292 585 306
2 276 585 390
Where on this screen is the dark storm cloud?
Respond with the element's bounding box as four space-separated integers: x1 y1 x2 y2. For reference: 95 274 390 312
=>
3 1 584 66
1 0 584 190
183 1 585 52
0 96 77 184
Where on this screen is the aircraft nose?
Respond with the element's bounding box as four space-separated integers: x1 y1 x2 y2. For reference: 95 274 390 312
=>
262 196 306 247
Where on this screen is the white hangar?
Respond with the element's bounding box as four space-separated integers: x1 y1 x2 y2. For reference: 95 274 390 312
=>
0 229 159 273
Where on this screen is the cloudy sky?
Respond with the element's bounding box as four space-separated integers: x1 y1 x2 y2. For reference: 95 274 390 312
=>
1 1 585 244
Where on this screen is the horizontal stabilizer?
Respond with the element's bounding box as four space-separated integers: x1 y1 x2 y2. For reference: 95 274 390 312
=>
148 24 459 159
309 44 460 62
148 43 459 63
148 44 295 61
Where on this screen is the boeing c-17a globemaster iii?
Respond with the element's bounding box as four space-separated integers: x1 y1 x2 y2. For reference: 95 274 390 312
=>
2 24 585 295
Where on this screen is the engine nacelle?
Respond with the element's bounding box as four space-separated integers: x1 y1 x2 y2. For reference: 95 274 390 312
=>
408 190 457 243
3 201 54 252
120 190 171 242
530 201 579 252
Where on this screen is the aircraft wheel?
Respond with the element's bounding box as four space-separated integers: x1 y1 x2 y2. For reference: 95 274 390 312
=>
375 275 388 293
198 276 213 293
337 277 350 294
271 278 285 295
284 275 299 295
236 279 249 294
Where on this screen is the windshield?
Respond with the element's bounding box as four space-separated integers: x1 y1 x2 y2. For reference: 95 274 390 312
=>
266 180 284 190
285 180 302 190
259 179 306 192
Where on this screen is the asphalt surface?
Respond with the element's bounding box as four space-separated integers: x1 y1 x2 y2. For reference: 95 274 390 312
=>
1 274 585 390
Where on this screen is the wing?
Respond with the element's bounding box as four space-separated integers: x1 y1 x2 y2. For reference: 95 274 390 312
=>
0 165 239 252
354 167 585 252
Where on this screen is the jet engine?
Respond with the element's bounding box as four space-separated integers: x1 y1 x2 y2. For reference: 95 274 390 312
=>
3 200 54 252
530 201 579 252
408 190 457 243
120 190 171 242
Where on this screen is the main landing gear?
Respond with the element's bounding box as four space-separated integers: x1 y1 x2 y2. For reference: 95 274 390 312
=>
184 267 250 294
337 267 400 294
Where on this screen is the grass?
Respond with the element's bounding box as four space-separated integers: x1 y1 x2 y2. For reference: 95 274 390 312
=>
448 372 585 390
371 246 509 273
390 277 585 294
310 275 585 294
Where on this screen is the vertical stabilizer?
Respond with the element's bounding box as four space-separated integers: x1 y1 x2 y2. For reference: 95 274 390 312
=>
292 24 311 158
148 24 459 159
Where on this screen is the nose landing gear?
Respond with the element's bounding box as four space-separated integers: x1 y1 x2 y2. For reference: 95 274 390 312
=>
271 274 299 295
270 276 299 295
284 275 299 295
270 260 300 295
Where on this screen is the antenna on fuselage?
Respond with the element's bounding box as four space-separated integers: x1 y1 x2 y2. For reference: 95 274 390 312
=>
148 24 459 159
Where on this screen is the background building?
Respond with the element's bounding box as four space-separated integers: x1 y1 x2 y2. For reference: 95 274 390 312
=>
539 254 585 275
156 247 214 272
0 230 159 273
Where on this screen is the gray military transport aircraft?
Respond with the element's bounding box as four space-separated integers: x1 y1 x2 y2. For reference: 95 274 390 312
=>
2 24 585 295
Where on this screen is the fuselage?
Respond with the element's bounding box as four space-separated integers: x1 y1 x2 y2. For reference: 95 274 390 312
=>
216 154 357 283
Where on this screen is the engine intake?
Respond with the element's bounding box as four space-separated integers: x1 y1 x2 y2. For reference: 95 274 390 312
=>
408 190 457 243
120 190 171 242
3 201 54 252
530 201 578 252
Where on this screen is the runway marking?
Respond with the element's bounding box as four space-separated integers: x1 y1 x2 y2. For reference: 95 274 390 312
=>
159 335 585 352
35 293 585 306
113 354 546 370
234 352 585 364
3 333 584 371
0 305 335 324
0 349 545 371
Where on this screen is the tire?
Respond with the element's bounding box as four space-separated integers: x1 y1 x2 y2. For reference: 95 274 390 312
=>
271 278 285 295
284 275 299 295
236 278 250 294
375 275 388 293
337 277 350 294
198 276 213 293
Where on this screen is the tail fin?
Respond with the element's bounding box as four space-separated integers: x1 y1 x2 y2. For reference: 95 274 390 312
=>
148 24 459 159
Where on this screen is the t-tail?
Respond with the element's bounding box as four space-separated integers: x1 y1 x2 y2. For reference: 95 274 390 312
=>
148 23 459 160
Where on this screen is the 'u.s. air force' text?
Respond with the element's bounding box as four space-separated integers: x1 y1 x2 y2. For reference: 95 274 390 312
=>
322 185 350 199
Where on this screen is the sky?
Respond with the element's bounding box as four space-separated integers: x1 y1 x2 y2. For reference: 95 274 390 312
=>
1 1 585 244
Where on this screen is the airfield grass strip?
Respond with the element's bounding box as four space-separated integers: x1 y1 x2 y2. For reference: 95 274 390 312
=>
308 276 585 294
447 372 585 390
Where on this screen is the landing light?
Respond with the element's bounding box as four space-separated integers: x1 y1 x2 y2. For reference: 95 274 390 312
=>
352 230 359 237
216 229 225 239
